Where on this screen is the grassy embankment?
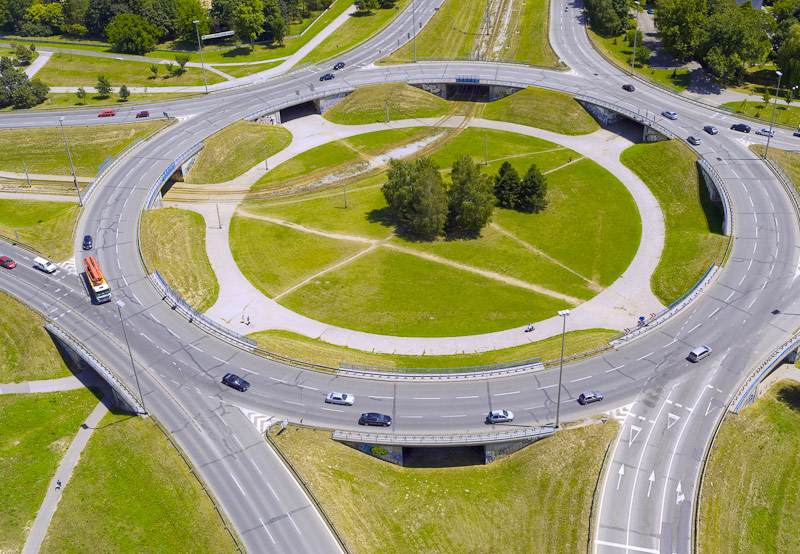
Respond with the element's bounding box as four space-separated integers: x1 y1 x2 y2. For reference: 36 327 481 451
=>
0 389 99 553
185 120 292 184
722 100 800 128
273 420 617 553
698 380 800 554
140 207 219 312
621 140 728 305
0 199 79 260
323 83 451 124
39 411 239 554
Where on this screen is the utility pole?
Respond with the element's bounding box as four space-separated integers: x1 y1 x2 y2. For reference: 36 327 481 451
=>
193 20 209 94
484 133 488 165
630 1 641 76
764 70 783 161
58 117 82 206
386 99 390 122
555 309 570 429
264 145 269 170
412 0 417 62
23 161 31 188
343 184 348 208
116 300 147 414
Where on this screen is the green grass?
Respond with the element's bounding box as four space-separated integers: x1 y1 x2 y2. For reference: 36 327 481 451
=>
31 91 198 110
0 389 100 553
301 0 411 64
0 290 72 382
0 121 168 176
428 127 559 168
140 208 219 312
480 87 600 135
252 327 617 367
212 60 282 78
186 120 292 184
39 410 239 554
501 0 560 66
273 420 617 554
323 83 450 124
757 148 800 186
280 247 569 336
383 0 485 62
699 381 800 554
588 30 691 92
230 215 367 297
35 53 225 88
620 140 728 305
252 141 361 192
721 101 800 128
0 199 79 260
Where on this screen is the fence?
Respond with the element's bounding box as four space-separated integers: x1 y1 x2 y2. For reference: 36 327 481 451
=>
332 426 555 445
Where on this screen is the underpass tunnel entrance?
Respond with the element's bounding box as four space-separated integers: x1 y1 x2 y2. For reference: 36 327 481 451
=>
444 84 491 102
403 446 486 468
280 101 319 123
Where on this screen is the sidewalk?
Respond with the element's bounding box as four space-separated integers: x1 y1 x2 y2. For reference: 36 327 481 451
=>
0 375 86 394
173 115 666 355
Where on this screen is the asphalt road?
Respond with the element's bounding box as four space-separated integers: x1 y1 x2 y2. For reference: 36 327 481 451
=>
1 0 800 553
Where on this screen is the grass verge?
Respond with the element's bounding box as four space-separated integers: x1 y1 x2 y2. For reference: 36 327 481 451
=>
621 140 727 304
140 208 219 312
479 87 599 135
39 410 239 554
0 290 72 382
0 199 79 260
0 389 99 553
213 60 282 78
502 0 560 66
186 120 292 184
34 91 196 110
323 83 450 124
0 120 168 176
721 100 800 129
757 147 800 186
251 328 617 367
273 420 617 553
698 380 800 554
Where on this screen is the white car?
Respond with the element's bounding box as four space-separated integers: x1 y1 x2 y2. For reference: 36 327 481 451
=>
756 128 775 137
33 256 57 274
486 409 514 423
325 392 355 406
661 110 678 120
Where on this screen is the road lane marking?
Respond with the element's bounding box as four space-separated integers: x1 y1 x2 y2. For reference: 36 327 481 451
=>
606 365 625 372
441 414 466 418
259 517 276 544
168 329 180 338
594 540 658 553
413 397 441 400
724 290 735 302
322 407 343 413
139 333 153 343
637 352 653 360
493 391 520 396
150 314 161 324
288 513 302 535
538 384 557 390
284 400 303 406
399 415 422 418
707 307 720 318
270 377 287 383
250 459 262 474
298 384 318 390
687 323 702 333
369 395 393 399
267 482 280 501
229 473 246 496
456 395 479 399
212 356 229 364
525 404 545 410
188 344 203 352
571 376 591 382
232 434 244 450
240 367 258 374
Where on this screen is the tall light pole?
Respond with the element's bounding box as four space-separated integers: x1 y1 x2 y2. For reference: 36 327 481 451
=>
555 309 570 429
58 117 82 206
412 0 417 62
764 70 783 161
116 300 147 414
193 20 209 95
630 1 641 76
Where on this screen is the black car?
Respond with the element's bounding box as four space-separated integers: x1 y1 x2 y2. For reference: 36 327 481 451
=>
794 130 800 137
333 61 345 70
358 412 392 427
731 123 751 133
319 73 335 81
222 373 250 392
82 235 93 250
622 83 635 92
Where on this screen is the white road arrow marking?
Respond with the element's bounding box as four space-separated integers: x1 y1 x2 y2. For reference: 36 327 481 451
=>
629 424 642 447
617 465 625 490
676 481 685 504
667 412 681 429
647 471 655 498
705 398 715 416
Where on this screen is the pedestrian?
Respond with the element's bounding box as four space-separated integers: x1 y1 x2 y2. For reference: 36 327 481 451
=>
56 480 61 490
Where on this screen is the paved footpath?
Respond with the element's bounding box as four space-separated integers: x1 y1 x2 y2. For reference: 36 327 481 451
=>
0 375 86 394
171 115 666 355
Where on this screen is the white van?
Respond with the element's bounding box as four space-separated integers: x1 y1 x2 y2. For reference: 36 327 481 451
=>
33 256 57 274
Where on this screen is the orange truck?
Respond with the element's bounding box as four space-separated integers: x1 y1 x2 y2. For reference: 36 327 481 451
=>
83 256 111 303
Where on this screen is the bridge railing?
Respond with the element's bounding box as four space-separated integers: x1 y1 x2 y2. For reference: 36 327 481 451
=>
332 426 555 445
730 330 800 413
144 140 204 210
697 156 734 238
338 357 542 377
241 86 355 121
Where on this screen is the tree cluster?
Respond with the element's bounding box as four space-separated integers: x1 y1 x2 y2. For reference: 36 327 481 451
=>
586 0 631 37
382 157 548 240
0 57 49 109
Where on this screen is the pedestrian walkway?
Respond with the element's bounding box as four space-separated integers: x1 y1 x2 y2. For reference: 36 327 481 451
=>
0 375 86 394
169 115 666 355
23 50 52 78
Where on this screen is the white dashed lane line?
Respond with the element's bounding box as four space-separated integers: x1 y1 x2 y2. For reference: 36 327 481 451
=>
494 391 520 396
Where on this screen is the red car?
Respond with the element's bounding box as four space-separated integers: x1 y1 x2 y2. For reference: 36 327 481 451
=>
136 110 149 118
98 109 116 117
0 256 17 268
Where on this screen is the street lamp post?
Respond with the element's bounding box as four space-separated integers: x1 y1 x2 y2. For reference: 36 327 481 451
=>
193 20 209 95
764 70 783 161
58 117 82 206
555 309 570 429
630 1 641 76
412 0 417 62
116 300 147 414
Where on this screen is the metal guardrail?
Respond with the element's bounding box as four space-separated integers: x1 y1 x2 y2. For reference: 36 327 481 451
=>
241 86 355 121
332 426 555 445
414 56 569 71
44 322 145 414
574 93 677 139
697 157 734 238
765 157 800 221
730 330 800 412
145 140 204 209
339 357 541 375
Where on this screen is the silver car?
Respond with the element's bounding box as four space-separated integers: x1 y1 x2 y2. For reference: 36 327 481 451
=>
661 110 678 120
325 392 355 406
486 409 514 423
756 128 775 137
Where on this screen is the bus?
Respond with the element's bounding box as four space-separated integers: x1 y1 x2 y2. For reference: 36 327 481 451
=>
83 256 111 303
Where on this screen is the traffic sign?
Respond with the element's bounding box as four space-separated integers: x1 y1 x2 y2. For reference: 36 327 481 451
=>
202 30 235 40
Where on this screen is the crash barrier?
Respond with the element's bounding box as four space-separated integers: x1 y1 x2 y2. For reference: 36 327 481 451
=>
332 426 555 445
144 141 204 210
337 358 543 379
730 330 800 413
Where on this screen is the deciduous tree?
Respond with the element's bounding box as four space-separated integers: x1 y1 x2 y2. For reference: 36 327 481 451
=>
106 13 160 54
96 73 112 97
233 0 265 50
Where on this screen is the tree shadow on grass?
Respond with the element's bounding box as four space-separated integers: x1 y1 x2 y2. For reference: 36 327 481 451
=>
776 382 800 413
696 169 725 235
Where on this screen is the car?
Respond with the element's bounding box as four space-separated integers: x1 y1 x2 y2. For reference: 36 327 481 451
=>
731 123 751 133
0 256 16 269
325 391 355 406
98 109 115 117
82 234 93 250
794 130 800 137
319 73 335 81
136 110 150 118
33 256 57 274
687 135 702 146
486 409 515 424
687 345 712 363
622 83 635 92
661 110 678 120
333 61 345 70
221 373 250 392
756 128 775 137
358 412 392 426
647 7 654 13
703 125 718 135
577 391 604 405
